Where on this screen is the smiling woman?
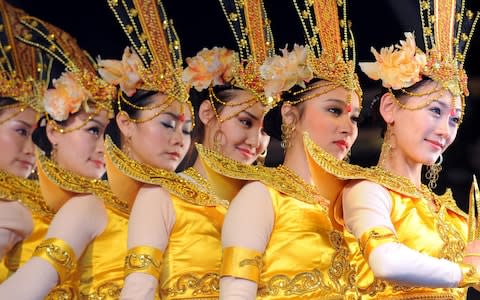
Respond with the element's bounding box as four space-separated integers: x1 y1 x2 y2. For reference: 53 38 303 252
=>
0 9 133 299
303 0 480 296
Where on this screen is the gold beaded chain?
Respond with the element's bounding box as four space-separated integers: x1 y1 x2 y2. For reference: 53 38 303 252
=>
0 104 27 126
208 86 258 123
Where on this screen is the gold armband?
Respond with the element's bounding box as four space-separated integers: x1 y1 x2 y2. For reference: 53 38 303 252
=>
458 262 480 287
221 247 263 283
124 246 163 280
464 253 480 258
359 227 398 259
32 238 77 283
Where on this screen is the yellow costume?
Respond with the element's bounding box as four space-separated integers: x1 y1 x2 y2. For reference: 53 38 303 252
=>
0 170 53 281
303 134 478 299
0 0 53 282
197 145 357 299
35 149 128 299
347 188 468 299
2 12 125 299
105 137 227 299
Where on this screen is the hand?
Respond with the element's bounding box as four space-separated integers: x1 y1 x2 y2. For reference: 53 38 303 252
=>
463 240 480 272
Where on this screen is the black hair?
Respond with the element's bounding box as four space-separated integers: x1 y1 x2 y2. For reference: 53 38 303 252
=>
370 78 434 138
0 97 18 108
181 84 244 167
32 117 69 157
104 89 158 147
32 100 104 157
263 79 320 141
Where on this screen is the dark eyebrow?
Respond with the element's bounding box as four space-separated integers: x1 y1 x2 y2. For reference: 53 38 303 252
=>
432 100 462 114
325 98 360 113
13 120 33 128
240 110 260 121
162 112 193 123
89 119 106 127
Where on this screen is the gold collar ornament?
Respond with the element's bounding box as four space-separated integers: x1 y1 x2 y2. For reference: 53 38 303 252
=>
104 136 227 210
36 149 127 215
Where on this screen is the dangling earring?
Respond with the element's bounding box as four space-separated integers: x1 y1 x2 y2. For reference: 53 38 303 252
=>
123 137 133 158
51 144 58 162
212 130 224 153
379 125 394 168
256 149 267 166
344 149 351 162
280 122 295 150
426 154 443 190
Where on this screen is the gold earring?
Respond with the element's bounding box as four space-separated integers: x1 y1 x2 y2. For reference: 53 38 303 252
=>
280 122 295 150
426 154 443 190
256 149 267 166
379 126 394 168
51 144 58 162
344 149 351 163
123 137 133 158
212 130 224 153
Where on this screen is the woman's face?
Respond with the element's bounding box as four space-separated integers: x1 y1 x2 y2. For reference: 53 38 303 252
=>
385 81 461 166
201 89 270 165
121 93 192 171
294 86 360 160
0 106 36 177
47 109 109 179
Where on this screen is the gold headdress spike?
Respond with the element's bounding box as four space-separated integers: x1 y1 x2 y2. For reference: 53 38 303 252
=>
218 0 300 111
468 175 480 241
290 0 362 105
99 0 192 123
16 16 116 129
360 0 478 118
0 0 53 117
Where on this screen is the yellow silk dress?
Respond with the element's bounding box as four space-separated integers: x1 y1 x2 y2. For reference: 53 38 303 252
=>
35 151 129 300
105 136 228 299
303 134 469 300
197 144 358 299
0 170 53 283
344 187 468 299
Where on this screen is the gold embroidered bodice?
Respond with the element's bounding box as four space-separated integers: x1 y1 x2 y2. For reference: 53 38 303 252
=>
36 150 129 299
197 144 358 299
0 170 53 282
303 133 468 299
105 136 227 299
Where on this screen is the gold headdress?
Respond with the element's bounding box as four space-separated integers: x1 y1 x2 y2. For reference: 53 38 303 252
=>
16 16 115 128
0 1 53 119
290 0 362 104
360 0 478 113
218 0 317 112
98 0 192 123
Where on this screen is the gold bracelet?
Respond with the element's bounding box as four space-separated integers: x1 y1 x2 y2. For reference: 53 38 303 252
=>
221 247 263 283
458 262 480 287
124 246 163 280
32 238 77 283
359 227 398 259
464 253 480 258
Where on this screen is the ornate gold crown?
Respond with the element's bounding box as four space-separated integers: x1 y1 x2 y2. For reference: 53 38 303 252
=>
292 0 362 102
218 0 282 109
0 1 52 113
103 0 189 104
17 16 116 123
360 0 478 106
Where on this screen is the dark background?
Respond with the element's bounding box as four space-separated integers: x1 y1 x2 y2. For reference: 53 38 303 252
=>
8 1 480 297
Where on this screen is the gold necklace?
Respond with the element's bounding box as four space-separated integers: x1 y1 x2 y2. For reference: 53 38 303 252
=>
276 165 329 207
